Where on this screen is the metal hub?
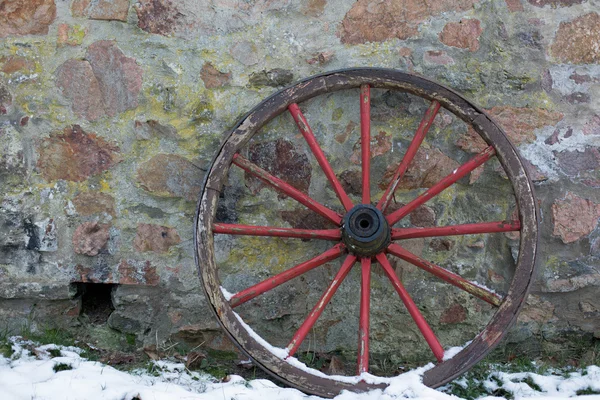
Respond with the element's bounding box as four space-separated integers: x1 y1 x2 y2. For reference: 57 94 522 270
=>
341 204 391 257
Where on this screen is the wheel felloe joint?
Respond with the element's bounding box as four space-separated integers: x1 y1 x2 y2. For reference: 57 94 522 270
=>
341 204 391 257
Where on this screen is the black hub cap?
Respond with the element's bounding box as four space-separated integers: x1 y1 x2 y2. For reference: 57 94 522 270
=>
341 204 391 257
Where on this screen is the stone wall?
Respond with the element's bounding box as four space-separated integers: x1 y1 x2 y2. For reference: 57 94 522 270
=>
1 0 599 362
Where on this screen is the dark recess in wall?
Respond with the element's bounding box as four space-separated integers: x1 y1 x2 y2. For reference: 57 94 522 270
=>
73 282 117 324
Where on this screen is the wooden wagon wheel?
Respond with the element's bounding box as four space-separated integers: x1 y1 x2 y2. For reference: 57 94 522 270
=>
194 68 538 397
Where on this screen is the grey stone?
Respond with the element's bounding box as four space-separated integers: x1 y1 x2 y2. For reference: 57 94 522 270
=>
108 312 142 334
248 69 294 88
230 41 259 66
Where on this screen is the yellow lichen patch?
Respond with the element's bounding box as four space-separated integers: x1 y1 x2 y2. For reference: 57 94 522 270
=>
145 93 177 120
522 91 555 109
69 25 87 45
435 184 458 204
66 180 88 195
57 24 87 47
99 178 111 193
222 235 318 275
332 107 344 121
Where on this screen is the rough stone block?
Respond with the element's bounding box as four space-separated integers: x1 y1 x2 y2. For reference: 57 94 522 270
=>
0 0 56 37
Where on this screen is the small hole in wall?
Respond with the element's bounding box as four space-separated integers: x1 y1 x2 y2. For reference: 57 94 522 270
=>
73 283 117 324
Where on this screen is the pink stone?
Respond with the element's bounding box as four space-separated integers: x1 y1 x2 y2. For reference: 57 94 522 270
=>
350 131 392 164
551 13 600 64
73 222 110 256
440 303 467 324
0 0 56 37
200 63 231 89
528 0 585 7
337 170 361 196
247 140 312 196
37 125 121 182
552 192 600 243
338 0 479 44
56 60 105 121
1 56 35 74
133 224 181 253
409 205 436 227
505 0 524 11
380 147 459 190
57 23 87 47
0 82 12 115
85 41 143 117
72 192 116 217
118 260 159 285
583 115 600 136
302 0 326 16
56 42 142 120
399 47 413 57
439 19 483 52
554 147 600 177
457 106 563 153
135 0 182 36
71 0 129 21
136 154 203 201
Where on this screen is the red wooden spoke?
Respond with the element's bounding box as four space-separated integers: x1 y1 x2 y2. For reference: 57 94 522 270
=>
357 257 371 374
386 146 496 226
386 243 502 307
288 103 354 212
233 154 342 225
214 223 341 241
286 254 357 357
376 253 444 362
229 244 346 308
378 100 440 212
360 84 371 205
391 220 521 240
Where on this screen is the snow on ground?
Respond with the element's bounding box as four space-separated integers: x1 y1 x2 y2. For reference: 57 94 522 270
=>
1 337 600 400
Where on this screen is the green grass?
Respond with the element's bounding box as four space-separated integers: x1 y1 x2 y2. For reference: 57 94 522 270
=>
5 321 596 397
48 348 62 358
0 327 14 358
0 341 13 358
297 351 327 371
444 378 515 400
440 341 600 400
442 362 501 400
579 341 600 368
25 328 75 348
53 362 73 372
141 357 229 380
440 352 546 400
497 357 539 374
17 326 101 361
125 334 136 346
187 350 236 380
576 388 600 395
522 376 543 392
144 361 164 377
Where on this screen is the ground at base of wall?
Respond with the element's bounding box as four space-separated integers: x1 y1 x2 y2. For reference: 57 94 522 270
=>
1 336 600 400
2 326 600 398
0 323 275 383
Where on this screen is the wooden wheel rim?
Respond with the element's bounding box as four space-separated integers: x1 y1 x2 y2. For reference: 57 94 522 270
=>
194 68 539 398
